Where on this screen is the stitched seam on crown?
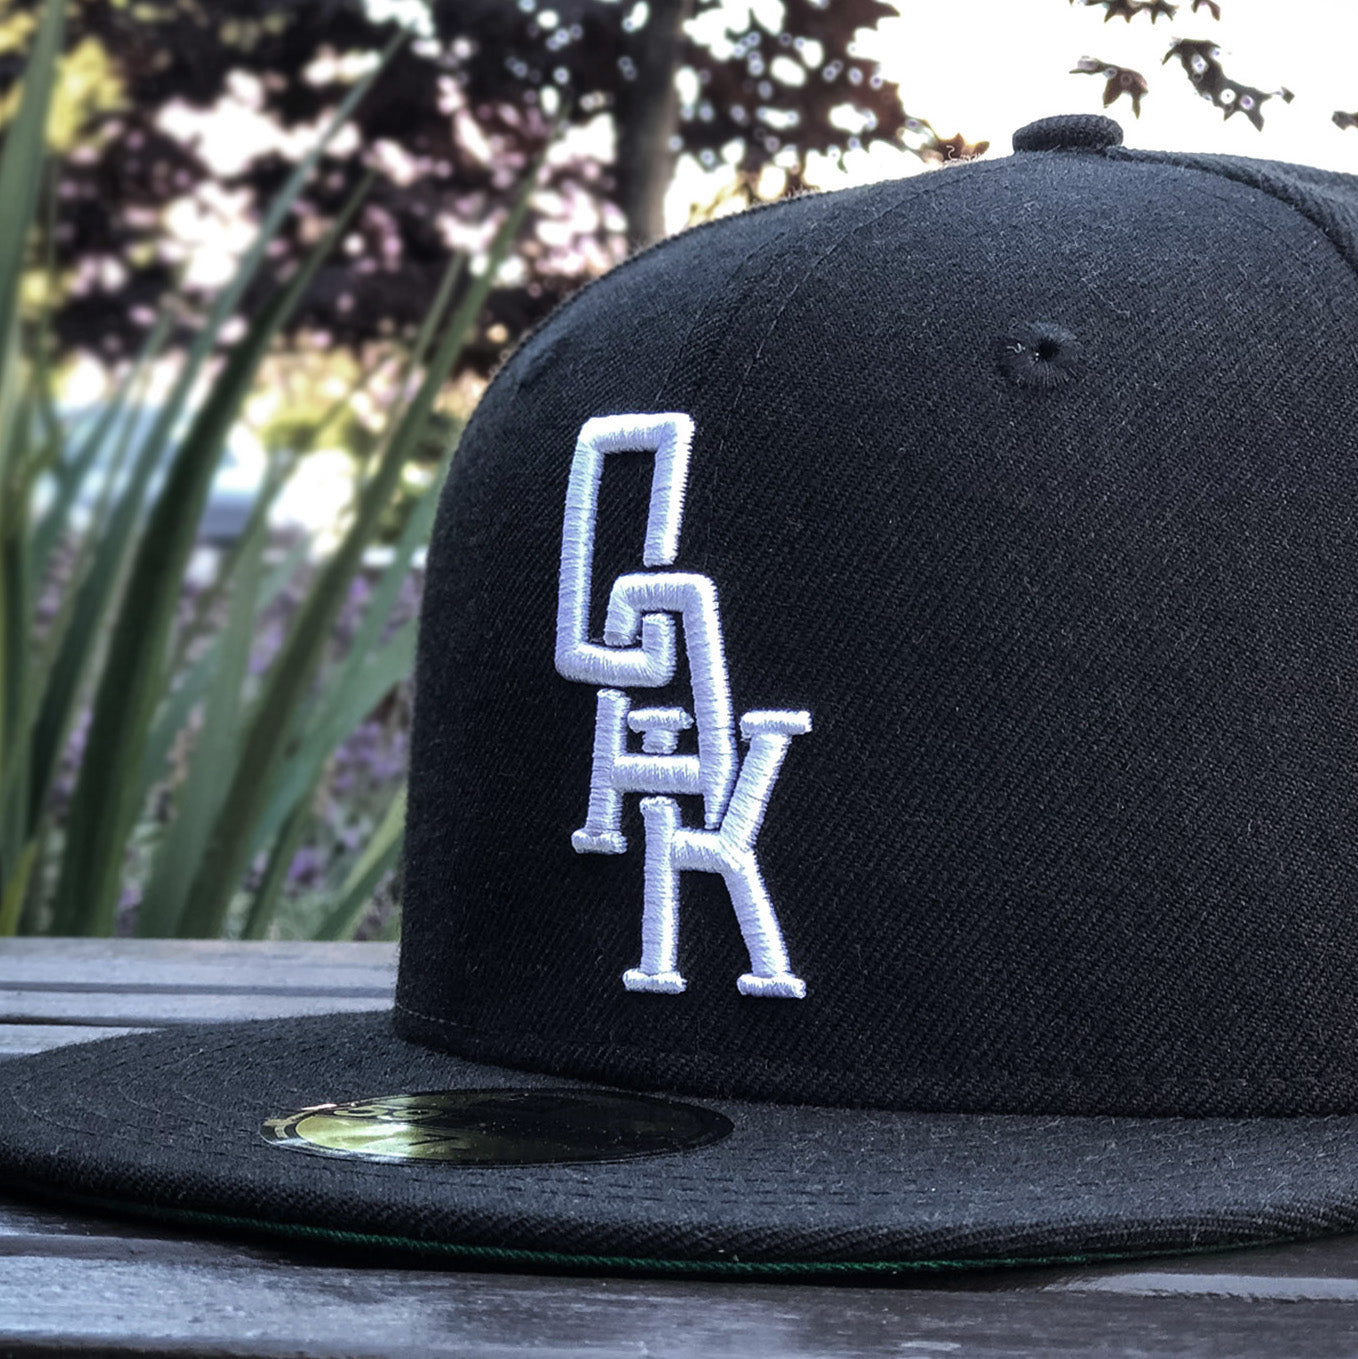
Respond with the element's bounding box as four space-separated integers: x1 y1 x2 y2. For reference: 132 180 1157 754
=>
1107 148 1358 337
391 998 1353 1098
705 179 945 497
470 191 821 425
646 223 793 408
474 158 994 452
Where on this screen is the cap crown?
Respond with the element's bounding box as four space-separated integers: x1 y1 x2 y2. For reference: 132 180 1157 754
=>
396 139 1358 1116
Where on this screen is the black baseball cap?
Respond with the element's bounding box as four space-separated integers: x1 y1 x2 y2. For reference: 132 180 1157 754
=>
7 112 1358 1276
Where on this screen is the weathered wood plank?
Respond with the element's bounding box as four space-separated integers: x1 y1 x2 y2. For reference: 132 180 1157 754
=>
0 989 390 1026
0 939 395 1027
1041 1236 1358 1292
1054 1270 1358 1303
0 938 397 961
0 939 396 991
3 1254 1358 1358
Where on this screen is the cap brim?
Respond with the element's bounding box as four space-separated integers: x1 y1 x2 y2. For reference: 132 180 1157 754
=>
3 1011 1357 1276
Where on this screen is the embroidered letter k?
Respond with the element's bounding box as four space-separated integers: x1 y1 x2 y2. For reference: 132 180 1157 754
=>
626 712 811 999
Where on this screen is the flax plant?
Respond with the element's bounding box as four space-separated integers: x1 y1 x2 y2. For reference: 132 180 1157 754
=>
0 0 542 938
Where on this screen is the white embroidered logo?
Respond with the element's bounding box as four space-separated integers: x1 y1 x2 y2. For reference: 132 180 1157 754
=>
555 413 810 999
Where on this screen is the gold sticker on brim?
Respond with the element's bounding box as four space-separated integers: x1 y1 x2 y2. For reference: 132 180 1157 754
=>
261 1089 734 1166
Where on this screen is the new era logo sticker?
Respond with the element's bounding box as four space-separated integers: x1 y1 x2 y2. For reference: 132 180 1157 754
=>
555 414 810 999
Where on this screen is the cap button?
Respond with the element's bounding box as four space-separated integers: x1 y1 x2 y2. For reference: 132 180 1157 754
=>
1012 114 1123 154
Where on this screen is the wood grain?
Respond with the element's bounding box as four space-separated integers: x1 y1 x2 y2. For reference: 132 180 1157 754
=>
0 938 396 989
0 989 389 1025
0 938 395 1029
4 1251 1358 1358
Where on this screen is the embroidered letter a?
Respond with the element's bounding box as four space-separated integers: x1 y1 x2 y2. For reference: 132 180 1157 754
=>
555 413 810 999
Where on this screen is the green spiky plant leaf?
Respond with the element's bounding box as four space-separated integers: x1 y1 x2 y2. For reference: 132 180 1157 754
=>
0 5 548 940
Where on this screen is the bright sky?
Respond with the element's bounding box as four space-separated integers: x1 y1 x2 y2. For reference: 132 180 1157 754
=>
669 0 1358 227
862 0 1358 175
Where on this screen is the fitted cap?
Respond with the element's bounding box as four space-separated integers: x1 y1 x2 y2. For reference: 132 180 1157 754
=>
7 113 1358 1274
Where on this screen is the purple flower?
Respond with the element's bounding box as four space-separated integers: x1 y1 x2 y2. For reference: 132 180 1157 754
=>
287 845 325 888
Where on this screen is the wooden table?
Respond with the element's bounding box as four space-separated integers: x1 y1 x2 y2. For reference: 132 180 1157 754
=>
3 940 1358 1357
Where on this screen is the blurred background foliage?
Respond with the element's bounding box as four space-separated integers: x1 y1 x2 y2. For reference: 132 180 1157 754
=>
0 0 543 942
0 0 1347 939
0 0 920 380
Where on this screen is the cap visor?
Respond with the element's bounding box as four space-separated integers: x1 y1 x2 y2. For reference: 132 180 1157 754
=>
2 1011 1356 1276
